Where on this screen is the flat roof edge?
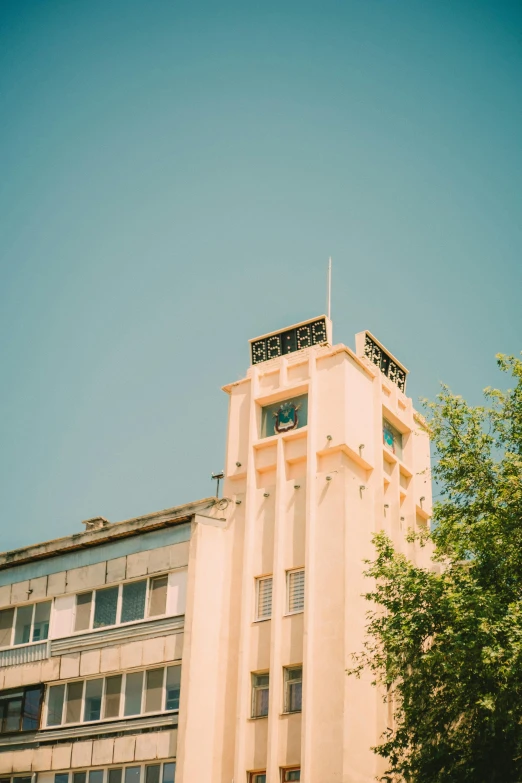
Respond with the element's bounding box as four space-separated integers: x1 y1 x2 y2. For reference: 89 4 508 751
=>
0 496 217 571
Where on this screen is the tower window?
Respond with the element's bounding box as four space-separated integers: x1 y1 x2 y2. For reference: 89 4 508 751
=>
286 569 305 614
255 576 273 621
251 672 269 718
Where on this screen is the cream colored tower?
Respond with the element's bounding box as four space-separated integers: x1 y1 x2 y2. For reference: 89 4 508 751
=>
175 316 432 783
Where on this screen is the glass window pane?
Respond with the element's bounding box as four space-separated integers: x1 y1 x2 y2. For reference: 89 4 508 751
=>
75 593 93 632
253 776 266 783
0 608 14 647
104 675 122 718
145 668 164 713
148 576 168 617
121 581 146 624
93 587 118 628
287 772 300 781
73 773 87 783
55 775 69 783
89 771 104 783
252 673 269 718
22 685 42 730
84 678 103 721
289 681 302 712
124 768 140 783
65 680 84 723
165 665 181 711
108 770 122 783
14 777 32 783
162 763 175 783
4 697 23 731
32 601 51 642
14 604 33 645
124 671 143 716
47 684 65 726
145 766 160 783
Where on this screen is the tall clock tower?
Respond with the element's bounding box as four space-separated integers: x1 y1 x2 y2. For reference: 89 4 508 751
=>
176 316 432 783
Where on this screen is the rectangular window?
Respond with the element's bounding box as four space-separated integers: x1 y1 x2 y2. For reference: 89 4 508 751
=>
165 666 181 711
145 767 160 783
83 678 103 722
65 681 84 724
124 671 144 716
21 685 42 730
145 669 164 713
148 576 168 617
0 685 43 734
10 602 52 647
281 770 300 782
32 602 51 642
93 587 118 628
249 774 266 783
55 767 173 783
0 609 14 648
283 666 302 713
252 673 269 718
75 593 93 632
124 769 140 783
73 573 177 633
255 577 272 621
104 675 122 719
121 581 147 624
286 569 305 614
47 684 65 726
54 766 173 783
161 764 175 783
45 666 179 727
13 605 33 646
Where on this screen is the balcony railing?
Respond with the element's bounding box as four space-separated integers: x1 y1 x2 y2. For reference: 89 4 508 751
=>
0 640 50 667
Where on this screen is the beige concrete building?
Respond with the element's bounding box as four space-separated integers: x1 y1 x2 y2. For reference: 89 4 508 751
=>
0 316 432 783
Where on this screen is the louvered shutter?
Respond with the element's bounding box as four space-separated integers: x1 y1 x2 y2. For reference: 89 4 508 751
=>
287 569 305 613
256 577 272 619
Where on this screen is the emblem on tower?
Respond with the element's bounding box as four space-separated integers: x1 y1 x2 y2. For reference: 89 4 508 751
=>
273 401 301 433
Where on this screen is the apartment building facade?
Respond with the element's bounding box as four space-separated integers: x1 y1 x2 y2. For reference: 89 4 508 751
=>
0 316 432 783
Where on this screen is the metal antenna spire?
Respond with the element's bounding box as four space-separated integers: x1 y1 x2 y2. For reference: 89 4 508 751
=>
327 256 332 320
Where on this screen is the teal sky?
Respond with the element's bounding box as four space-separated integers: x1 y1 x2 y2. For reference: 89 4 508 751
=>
1 1 521 551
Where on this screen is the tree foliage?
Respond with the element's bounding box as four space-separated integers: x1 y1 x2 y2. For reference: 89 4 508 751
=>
350 355 522 783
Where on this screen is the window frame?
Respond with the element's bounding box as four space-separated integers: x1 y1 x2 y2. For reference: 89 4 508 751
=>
0 775 37 783
283 665 303 714
53 761 176 783
0 684 44 735
0 600 52 651
44 664 181 728
254 575 273 622
285 568 305 615
73 572 175 635
280 768 301 782
251 671 269 719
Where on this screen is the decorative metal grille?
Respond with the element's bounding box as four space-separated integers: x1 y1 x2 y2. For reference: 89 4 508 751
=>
251 317 328 365
363 333 407 392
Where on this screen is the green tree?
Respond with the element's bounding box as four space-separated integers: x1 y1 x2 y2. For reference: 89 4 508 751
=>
350 355 522 783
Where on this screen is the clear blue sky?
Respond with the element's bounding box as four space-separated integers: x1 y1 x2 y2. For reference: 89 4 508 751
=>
1 1 521 551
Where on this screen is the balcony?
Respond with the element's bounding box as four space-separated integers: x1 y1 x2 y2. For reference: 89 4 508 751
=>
0 640 50 667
